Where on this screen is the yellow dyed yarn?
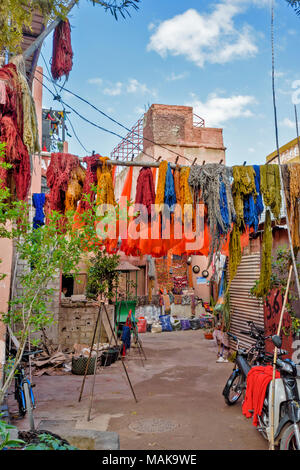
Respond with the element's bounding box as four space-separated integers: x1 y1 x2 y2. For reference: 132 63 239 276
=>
228 224 242 288
65 164 86 213
155 160 168 212
252 210 273 298
96 157 116 206
180 166 193 223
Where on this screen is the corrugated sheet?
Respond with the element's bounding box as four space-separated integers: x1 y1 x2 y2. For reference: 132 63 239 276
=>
227 254 264 350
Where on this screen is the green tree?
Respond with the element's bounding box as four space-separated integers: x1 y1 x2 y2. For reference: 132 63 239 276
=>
0 0 140 54
0 141 114 405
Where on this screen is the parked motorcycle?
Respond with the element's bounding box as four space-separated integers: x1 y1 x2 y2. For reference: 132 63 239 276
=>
223 327 300 450
222 321 270 406
257 335 300 450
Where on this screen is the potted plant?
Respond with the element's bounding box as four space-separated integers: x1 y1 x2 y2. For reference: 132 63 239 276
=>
204 326 214 340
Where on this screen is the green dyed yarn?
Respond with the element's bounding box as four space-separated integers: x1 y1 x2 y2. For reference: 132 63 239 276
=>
260 164 281 220
232 165 257 229
252 210 273 298
228 223 242 286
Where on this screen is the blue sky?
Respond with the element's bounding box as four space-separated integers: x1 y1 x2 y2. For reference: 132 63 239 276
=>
38 0 300 166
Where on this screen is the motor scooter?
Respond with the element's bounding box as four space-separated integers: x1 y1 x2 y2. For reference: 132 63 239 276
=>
223 330 300 450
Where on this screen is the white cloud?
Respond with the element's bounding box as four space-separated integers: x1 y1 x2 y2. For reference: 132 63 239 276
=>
147 3 259 68
103 82 123 96
87 78 103 86
280 117 295 129
127 79 150 94
166 72 188 81
186 92 256 126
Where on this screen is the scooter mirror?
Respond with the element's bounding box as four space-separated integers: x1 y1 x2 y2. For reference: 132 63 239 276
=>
272 335 282 348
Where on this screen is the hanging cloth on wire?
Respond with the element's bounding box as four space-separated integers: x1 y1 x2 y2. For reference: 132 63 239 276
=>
32 193 46 229
135 167 156 216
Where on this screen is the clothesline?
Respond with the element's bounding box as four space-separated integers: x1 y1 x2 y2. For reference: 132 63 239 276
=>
40 151 277 170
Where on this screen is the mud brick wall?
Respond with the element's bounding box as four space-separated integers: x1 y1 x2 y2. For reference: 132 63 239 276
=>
58 301 114 349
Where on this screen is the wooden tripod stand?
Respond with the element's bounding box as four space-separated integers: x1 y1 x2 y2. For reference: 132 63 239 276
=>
78 301 138 422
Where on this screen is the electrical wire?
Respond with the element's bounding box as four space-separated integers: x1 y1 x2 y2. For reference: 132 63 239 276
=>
33 73 157 161
40 52 91 154
34 67 191 163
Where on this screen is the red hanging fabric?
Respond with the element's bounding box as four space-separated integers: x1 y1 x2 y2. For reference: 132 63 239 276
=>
51 19 73 81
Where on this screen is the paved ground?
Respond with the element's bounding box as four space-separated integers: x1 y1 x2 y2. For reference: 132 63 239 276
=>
8 330 268 450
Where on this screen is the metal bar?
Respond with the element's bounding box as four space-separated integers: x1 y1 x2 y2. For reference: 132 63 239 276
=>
23 0 78 60
87 303 103 422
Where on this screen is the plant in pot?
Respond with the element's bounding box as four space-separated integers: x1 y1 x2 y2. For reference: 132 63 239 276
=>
204 326 214 340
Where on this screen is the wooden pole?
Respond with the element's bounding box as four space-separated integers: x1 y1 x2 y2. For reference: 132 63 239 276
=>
269 264 293 450
87 303 103 421
78 306 101 402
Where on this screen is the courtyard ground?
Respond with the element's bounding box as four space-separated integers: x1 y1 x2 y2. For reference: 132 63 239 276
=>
8 329 267 450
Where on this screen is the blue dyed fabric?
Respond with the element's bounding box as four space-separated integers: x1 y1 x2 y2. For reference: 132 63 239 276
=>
219 180 230 234
32 193 46 229
164 163 177 211
243 166 264 232
121 325 131 350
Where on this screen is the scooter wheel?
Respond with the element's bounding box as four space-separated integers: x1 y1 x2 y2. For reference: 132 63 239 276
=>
223 371 243 406
280 424 300 450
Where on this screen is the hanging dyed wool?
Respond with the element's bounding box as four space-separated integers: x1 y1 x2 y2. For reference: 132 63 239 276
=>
96 157 116 206
10 55 40 155
282 163 300 253
228 224 242 286
232 165 257 230
0 63 23 135
155 160 168 211
173 165 181 206
252 210 273 298
243 165 264 232
32 193 46 229
164 163 176 211
188 164 235 267
180 166 193 222
135 167 156 216
79 154 101 210
65 164 86 213
51 19 73 81
252 164 282 298
46 152 80 212
260 164 281 220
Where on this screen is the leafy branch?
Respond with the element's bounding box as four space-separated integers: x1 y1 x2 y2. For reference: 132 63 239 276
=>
285 0 300 15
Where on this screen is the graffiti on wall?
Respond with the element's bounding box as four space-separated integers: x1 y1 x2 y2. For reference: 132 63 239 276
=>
264 288 293 358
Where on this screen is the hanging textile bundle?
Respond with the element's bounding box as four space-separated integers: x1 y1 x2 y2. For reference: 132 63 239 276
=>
232 165 257 230
252 210 273 298
0 63 23 135
135 167 156 215
189 164 235 267
174 165 181 206
260 164 281 220
180 166 193 222
32 193 46 229
51 19 73 81
282 163 300 253
155 160 168 211
46 152 80 213
10 55 40 155
79 154 101 210
65 164 86 213
96 157 116 206
164 163 176 211
0 115 31 200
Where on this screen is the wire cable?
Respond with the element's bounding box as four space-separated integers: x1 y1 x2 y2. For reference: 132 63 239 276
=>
34 67 191 163
33 74 156 161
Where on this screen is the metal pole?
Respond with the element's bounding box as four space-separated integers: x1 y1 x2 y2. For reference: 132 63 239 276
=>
294 105 300 159
271 1 300 300
23 0 78 60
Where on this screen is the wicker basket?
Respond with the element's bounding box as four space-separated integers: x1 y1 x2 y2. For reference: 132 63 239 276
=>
71 356 96 375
